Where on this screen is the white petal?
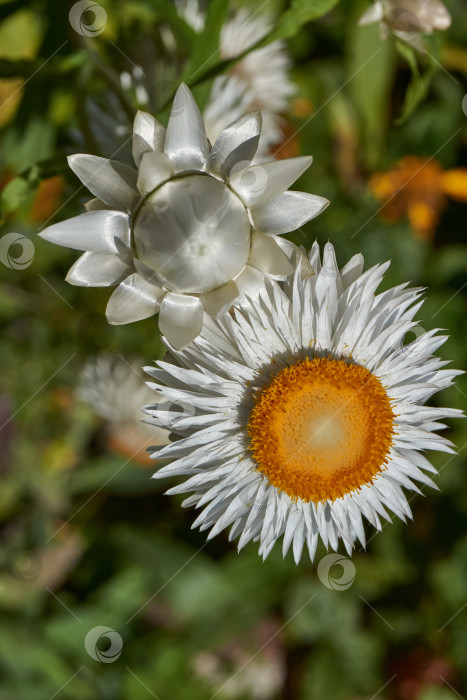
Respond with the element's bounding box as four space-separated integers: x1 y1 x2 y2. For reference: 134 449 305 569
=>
250 192 330 234
233 265 266 303
159 292 204 349
136 151 173 197
358 2 383 25
39 211 131 254
209 111 262 179
164 84 209 172
230 156 313 208
201 281 240 318
106 273 162 324
132 110 166 166
340 253 364 288
66 251 130 287
248 231 294 278
84 198 107 211
68 155 139 211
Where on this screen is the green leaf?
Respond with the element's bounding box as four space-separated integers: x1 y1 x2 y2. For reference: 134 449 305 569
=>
0 0 27 22
141 0 197 48
0 176 32 221
161 0 339 107
348 20 395 168
395 41 437 124
268 0 340 42
182 0 229 83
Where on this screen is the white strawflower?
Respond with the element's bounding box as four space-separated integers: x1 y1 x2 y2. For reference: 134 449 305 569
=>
145 242 462 563
40 84 327 349
359 0 451 51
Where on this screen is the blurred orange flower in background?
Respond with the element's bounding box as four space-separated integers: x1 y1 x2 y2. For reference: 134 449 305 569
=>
369 156 467 239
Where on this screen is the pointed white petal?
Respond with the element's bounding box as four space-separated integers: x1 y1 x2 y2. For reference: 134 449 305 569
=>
132 110 166 166
84 198 107 211
66 251 130 287
201 280 240 318
68 155 139 211
233 265 266 303
248 231 294 278
159 292 204 349
250 192 330 234
39 211 131 254
209 111 262 179
136 151 173 197
230 156 313 208
106 273 162 324
340 253 364 288
358 2 383 25
164 84 209 172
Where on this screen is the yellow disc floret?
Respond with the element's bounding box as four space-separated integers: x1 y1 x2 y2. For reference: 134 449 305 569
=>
247 357 395 503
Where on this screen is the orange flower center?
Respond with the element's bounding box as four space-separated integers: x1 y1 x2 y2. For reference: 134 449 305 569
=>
247 357 395 503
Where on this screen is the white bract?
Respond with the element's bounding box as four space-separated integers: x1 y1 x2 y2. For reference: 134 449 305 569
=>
40 84 327 349
145 242 462 563
359 0 451 51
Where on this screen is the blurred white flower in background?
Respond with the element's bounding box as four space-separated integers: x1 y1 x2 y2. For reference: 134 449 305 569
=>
81 3 295 162
359 0 451 51
78 356 170 465
178 2 295 158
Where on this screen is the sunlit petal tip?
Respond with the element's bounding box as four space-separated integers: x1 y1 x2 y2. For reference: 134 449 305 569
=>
159 292 203 350
136 151 173 197
210 111 263 179
106 273 162 325
84 198 107 212
133 110 166 166
250 192 330 235
159 292 204 350
201 281 239 319
67 154 140 212
249 230 294 278
39 210 131 254
164 84 209 172
358 2 384 25
66 251 130 287
231 155 314 208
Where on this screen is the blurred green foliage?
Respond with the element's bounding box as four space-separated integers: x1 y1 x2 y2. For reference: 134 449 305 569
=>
0 0 466 698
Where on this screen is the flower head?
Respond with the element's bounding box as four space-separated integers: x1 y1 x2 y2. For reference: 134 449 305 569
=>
145 242 462 562
40 84 327 349
359 0 451 51
369 156 467 239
